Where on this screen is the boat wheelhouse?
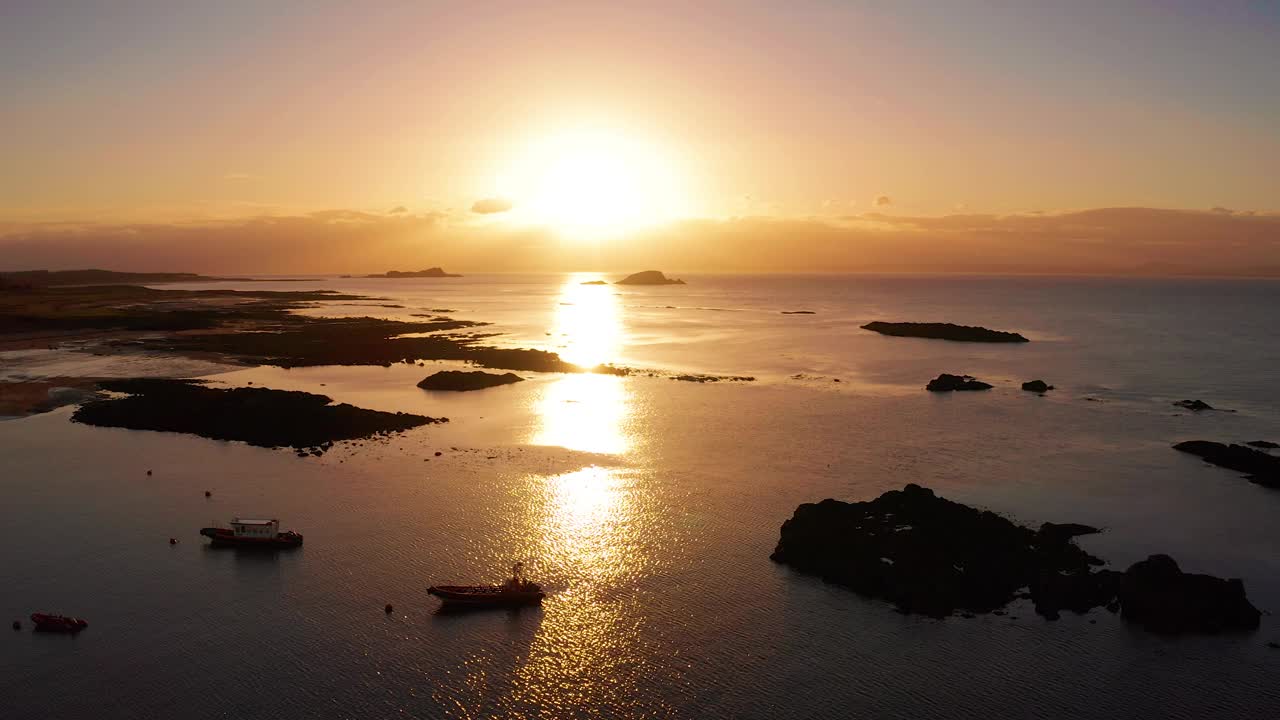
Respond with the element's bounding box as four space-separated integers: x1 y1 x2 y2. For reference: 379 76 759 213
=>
200 517 303 548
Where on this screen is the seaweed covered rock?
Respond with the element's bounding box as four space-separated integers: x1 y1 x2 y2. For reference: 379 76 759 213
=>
72 379 442 451
861 321 1029 343
417 370 524 392
1118 555 1261 634
926 374 993 392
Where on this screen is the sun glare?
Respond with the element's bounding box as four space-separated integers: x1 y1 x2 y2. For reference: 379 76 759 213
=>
496 126 693 239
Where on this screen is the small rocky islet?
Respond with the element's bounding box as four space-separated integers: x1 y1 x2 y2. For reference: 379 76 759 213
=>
615 270 686 285
416 370 524 392
771 484 1262 634
862 321 1029 343
363 267 461 278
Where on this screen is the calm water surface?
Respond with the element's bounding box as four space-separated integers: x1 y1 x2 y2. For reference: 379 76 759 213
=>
3 274 1279 719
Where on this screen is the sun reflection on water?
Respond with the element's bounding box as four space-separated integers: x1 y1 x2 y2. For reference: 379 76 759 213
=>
483 277 677 715
529 274 633 456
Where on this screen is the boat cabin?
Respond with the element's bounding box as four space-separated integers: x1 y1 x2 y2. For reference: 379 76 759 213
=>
230 518 279 538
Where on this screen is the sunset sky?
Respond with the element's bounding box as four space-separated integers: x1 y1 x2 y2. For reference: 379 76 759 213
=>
2 1 1278 274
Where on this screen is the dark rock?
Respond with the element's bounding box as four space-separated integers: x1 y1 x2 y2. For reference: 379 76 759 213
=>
1038 522 1101 545
1246 440 1279 449
1118 555 1261 634
416 370 524 392
1021 380 1054 393
1173 399 1214 411
1173 440 1280 487
73 379 443 450
671 374 756 384
781 310 816 315
861 321 1029 343
926 374 993 392
615 270 686 285
770 484 1104 619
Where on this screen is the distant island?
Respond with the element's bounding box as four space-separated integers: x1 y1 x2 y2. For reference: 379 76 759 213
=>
615 270 685 285
862 321 1029 343
580 280 609 285
365 268 461 279
0 269 265 287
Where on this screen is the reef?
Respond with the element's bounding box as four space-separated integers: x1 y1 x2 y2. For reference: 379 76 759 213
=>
72 379 442 451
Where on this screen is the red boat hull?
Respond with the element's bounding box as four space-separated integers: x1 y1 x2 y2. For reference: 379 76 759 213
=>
200 528 303 548
30 613 88 633
428 585 544 607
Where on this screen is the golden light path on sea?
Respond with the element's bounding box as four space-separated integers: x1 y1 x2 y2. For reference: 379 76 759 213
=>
500 274 667 715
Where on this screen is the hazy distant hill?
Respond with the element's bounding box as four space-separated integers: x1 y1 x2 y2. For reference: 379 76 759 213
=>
0 269 247 287
364 268 462 278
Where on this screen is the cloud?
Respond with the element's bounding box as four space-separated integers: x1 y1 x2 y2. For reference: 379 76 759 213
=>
388 205 408 214
874 195 892 207
471 197 513 214
0 207 1276 277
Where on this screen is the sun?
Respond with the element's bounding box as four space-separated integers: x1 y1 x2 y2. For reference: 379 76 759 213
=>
494 126 693 239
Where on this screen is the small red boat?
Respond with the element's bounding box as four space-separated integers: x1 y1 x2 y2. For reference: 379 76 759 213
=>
200 517 303 548
429 563 545 608
30 613 88 633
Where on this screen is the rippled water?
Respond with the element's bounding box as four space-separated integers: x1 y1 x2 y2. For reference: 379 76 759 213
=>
3 274 1279 719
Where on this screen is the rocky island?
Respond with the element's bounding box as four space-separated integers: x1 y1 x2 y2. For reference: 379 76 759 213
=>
417 370 524 391
1022 379 1054 392
72 379 442 452
771 484 1261 632
365 267 461 278
862 321 1029 343
616 270 686 285
1174 440 1280 488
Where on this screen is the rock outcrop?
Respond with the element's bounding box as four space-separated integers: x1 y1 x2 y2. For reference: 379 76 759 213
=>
861 321 1029 343
1022 380 1054 393
1173 399 1215 411
1119 555 1261 634
1246 440 1279 449
1173 440 1280 488
616 271 686 285
416 370 524 392
926 374 993 392
772 485 1262 633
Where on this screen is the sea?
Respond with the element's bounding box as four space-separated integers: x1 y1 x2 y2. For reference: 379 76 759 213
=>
3 273 1279 719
